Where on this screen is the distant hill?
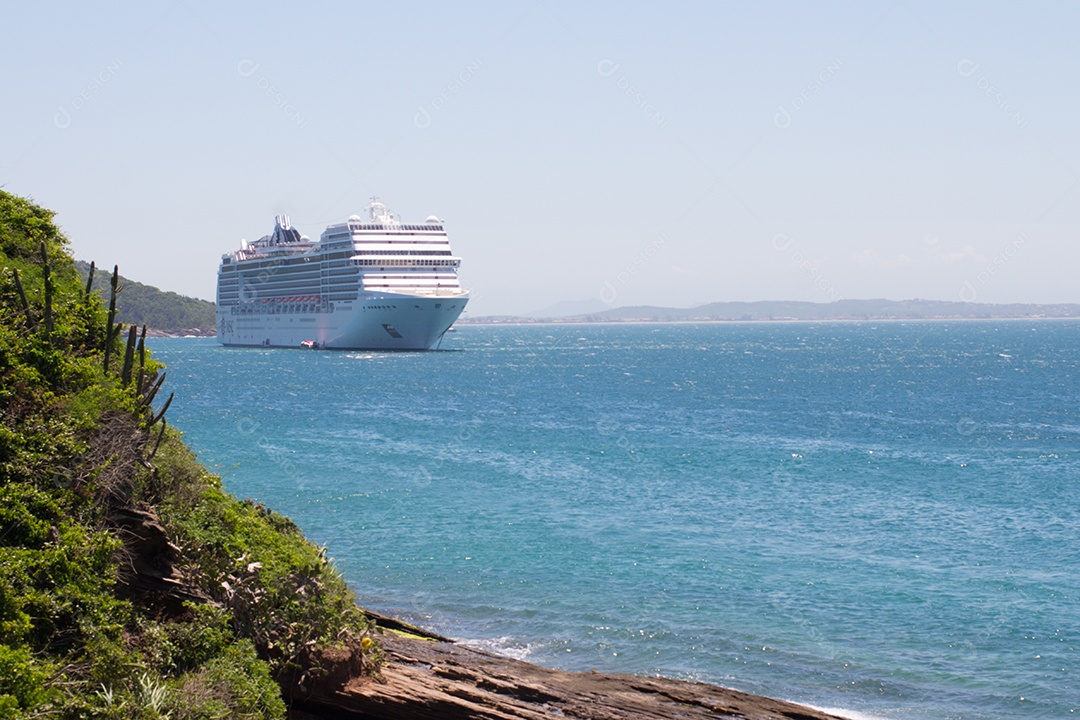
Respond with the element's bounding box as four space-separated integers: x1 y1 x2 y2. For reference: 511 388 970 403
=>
76 260 216 335
461 298 1080 324
521 298 609 318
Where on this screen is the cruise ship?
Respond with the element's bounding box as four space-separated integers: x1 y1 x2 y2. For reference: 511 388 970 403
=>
216 199 468 349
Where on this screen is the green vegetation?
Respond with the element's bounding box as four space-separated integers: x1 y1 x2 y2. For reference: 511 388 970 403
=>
76 261 216 335
0 191 377 719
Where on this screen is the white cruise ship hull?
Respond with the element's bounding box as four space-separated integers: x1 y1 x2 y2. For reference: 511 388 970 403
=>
217 200 469 350
217 293 467 350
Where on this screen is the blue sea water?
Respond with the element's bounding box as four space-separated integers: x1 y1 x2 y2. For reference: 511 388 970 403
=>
149 321 1079 720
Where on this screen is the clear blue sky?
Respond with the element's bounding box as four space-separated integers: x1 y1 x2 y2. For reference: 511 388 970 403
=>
3 1 1078 315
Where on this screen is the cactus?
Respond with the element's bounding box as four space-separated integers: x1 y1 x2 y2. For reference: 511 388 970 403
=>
121 325 138 385
10 267 34 328
136 325 147 392
103 265 122 371
83 260 96 299
40 242 53 339
141 372 166 409
148 392 173 427
146 417 167 462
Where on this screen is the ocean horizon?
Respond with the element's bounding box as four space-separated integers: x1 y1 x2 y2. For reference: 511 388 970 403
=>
149 320 1079 720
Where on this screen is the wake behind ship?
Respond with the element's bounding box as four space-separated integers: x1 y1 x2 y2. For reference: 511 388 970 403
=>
216 199 468 350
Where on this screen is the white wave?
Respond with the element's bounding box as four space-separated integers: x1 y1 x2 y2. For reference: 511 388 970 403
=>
458 635 537 662
804 704 894 720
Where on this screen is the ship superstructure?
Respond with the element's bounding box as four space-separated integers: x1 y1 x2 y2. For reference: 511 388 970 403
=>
216 199 468 349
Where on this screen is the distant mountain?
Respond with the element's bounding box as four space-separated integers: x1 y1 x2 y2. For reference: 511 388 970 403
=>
521 298 610 319
460 298 1080 324
76 261 216 335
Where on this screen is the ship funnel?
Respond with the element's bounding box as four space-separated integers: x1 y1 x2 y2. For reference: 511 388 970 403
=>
271 215 301 245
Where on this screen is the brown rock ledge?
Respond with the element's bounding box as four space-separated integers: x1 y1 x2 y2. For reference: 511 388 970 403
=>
287 631 848 720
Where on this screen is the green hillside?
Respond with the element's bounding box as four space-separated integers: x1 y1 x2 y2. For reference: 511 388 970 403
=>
0 190 377 719
75 260 216 335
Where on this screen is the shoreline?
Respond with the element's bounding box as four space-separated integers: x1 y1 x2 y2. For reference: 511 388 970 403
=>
290 617 855 720
457 314 1080 326
140 315 1080 339
355 607 875 720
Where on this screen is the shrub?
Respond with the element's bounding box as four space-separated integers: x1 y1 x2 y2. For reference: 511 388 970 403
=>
1 190 378 718
0 643 59 713
153 436 376 684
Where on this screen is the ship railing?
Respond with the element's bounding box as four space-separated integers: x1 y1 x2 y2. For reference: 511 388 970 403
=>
363 287 466 298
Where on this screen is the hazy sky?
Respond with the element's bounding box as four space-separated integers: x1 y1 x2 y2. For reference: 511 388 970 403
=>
3 2 1078 315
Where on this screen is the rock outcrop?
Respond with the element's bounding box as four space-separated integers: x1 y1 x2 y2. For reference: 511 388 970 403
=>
288 631 846 720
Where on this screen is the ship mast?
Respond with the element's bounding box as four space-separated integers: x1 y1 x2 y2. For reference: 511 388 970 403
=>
369 197 397 225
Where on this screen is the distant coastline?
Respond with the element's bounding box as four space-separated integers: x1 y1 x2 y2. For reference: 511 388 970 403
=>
459 298 1080 325
143 327 217 338
76 260 217 336
65 264 1080 333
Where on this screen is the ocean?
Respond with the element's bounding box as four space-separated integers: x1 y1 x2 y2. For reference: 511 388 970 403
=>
148 320 1079 720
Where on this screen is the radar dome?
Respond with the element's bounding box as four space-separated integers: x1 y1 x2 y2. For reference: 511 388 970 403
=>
348 214 362 222
425 215 440 223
